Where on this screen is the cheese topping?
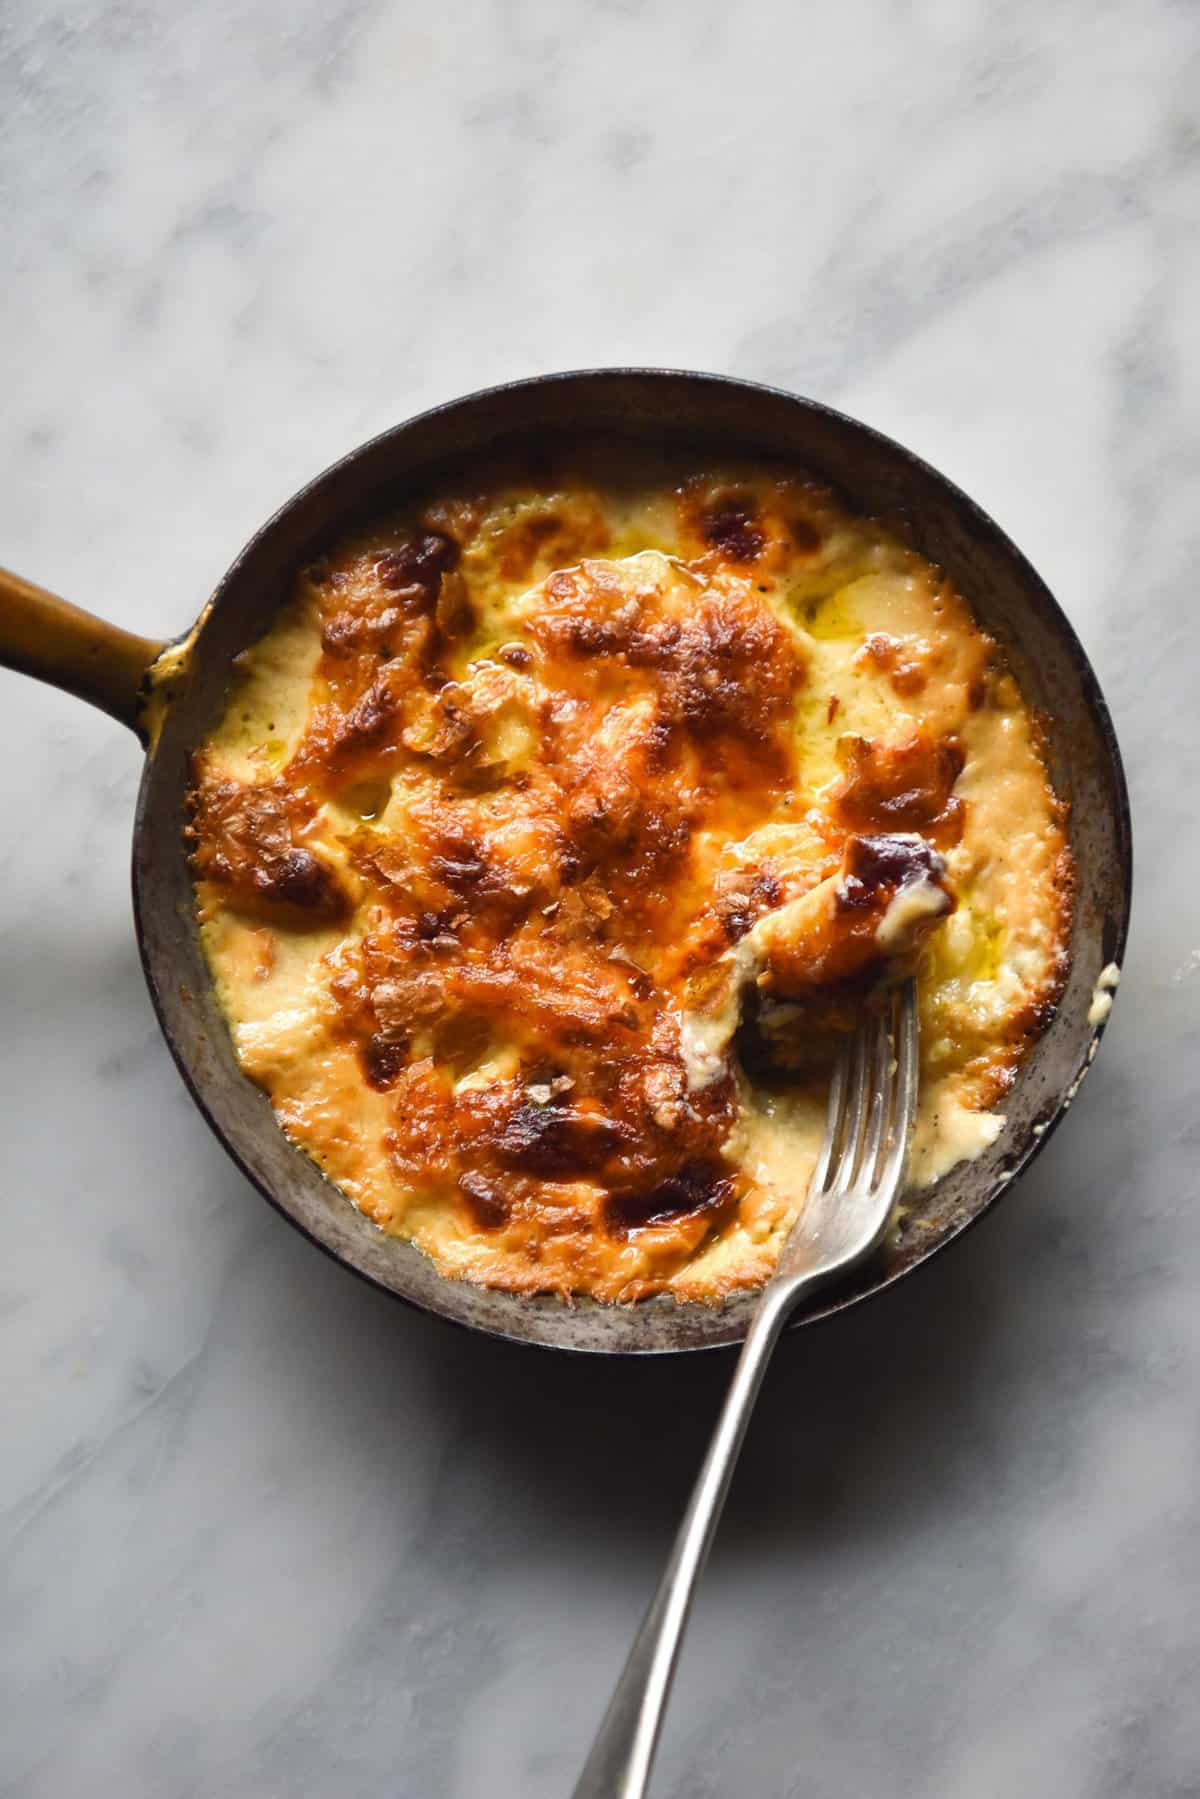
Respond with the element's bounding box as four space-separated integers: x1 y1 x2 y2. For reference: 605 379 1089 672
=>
187 456 1073 1303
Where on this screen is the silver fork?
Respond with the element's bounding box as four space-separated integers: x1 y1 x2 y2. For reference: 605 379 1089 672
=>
571 979 919 1799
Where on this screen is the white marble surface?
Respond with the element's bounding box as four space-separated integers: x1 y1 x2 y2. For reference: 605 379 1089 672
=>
1 2 1197 1793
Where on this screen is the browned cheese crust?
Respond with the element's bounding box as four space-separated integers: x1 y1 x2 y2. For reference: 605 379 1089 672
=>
187 459 1072 1303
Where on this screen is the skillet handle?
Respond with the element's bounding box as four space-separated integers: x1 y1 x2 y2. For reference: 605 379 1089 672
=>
0 564 167 741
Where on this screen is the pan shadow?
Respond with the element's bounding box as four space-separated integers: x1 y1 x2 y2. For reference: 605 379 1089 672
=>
235 1050 1136 1576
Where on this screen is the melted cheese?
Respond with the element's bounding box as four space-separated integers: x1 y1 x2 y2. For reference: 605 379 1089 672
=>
189 456 1072 1304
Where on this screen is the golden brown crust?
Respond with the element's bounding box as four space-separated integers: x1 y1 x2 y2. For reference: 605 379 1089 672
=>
187 768 351 926
187 459 1074 1302
832 731 967 846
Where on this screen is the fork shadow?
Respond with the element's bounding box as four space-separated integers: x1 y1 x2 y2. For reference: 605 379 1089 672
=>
349 1053 1136 1566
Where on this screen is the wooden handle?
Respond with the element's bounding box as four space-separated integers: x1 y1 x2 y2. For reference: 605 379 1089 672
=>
0 564 166 740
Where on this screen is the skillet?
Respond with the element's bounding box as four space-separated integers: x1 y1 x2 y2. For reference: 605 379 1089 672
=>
0 369 1132 1354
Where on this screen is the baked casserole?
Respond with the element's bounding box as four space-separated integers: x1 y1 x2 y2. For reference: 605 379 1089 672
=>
187 455 1071 1303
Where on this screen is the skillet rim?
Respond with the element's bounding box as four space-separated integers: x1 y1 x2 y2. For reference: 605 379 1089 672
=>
131 366 1133 1357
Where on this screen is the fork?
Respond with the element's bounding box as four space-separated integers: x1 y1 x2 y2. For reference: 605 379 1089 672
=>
571 979 919 1799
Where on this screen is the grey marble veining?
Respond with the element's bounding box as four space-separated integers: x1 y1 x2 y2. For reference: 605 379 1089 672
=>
2 2 1198 1794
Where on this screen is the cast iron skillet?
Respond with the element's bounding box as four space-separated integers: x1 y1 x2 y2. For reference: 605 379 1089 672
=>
0 370 1131 1354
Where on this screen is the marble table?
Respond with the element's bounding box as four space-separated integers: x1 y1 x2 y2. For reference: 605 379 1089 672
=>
2 3 1197 1793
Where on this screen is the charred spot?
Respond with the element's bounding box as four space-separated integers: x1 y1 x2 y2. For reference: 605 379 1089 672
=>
717 864 782 944
604 1158 736 1236
270 848 333 909
700 496 765 563
375 531 459 594
363 1032 407 1089
416 909 456 942
458 1170 509 1230
754 868 783 909
638 810 693 868
428 836 489 893
498 642 533 670
790 516 822 553
566 616 624 658
496 1101 626 1177
837 833 942 910
676 672 742 736
847 832 939 888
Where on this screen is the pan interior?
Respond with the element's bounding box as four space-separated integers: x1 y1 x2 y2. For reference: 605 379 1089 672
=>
133 372 1131 1355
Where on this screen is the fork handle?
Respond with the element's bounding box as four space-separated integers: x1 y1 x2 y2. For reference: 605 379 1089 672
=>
571 1272 818 1799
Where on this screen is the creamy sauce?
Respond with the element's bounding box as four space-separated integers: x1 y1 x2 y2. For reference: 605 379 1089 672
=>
1088 961 1121 1026
911 1093 1005 1185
